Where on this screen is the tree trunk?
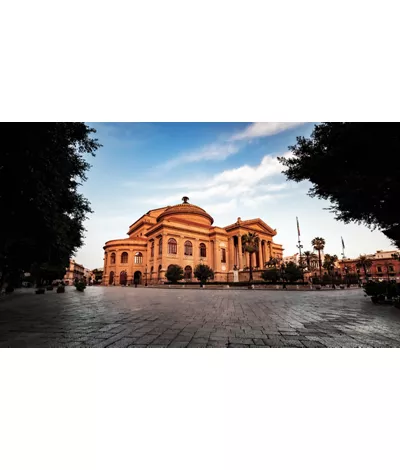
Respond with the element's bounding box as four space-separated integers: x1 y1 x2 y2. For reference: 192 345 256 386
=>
318 250 322 278
249 252 253 282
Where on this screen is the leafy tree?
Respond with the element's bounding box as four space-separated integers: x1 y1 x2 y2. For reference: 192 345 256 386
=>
31 262 66 286
311 237 325 278
322 254 338 276
92 268 104 283
278 122 400 248
266 257 280 268
284 261 303 282
0 123 100 288
241 232 260 282
165 264 184 284
356 255 373 278
302 250 318 271
194 264 214 284
261 268 279 282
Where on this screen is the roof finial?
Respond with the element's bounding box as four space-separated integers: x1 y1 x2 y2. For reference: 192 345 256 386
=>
182 196 189 204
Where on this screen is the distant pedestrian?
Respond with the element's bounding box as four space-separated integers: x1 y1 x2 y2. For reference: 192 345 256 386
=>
282 281 287 290
134 279 138 288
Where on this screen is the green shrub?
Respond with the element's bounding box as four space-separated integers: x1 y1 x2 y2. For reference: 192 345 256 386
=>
165 265 184 284
194 264 214 284
75 280 86 291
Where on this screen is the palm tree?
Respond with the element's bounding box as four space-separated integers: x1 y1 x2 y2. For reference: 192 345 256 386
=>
303 250 318 271
323 254 338 277
241 232 260 283
267 257 280 268
356 254 373 279
311 237 326 278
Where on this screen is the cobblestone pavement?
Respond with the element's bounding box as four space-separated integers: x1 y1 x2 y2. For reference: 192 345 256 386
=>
1 286 400 347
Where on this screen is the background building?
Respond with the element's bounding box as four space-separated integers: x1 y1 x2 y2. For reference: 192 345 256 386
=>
339 250 400 282
103 197 284 285
283 253 299 264
64 260 85 285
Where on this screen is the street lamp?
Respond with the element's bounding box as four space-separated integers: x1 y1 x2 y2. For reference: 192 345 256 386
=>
296 240 304 282
144 266 148 287
344 266 349 287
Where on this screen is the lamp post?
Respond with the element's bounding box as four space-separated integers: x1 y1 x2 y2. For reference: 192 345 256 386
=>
144 266 148 287
344 266 349 287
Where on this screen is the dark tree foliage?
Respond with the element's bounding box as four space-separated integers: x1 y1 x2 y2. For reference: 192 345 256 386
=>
283 261 303 282
261 268 279 282
165 264 184 283
0 123 100 286
278 123 400 247
194 264 214 284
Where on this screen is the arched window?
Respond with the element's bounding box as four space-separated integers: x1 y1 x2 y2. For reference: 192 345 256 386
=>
110 253 116 264
168 238 177 254
150 266 154 278
120 271 127 285
151 241 154 258
200 243 206 258
109 271 114 285
158 238 162 255
134 252 143 264
121 252 128 263
221 248 226 263
184 265 192 280
184 240 193 256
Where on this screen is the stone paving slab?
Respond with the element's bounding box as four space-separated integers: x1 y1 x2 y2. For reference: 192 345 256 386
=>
1 286 400 347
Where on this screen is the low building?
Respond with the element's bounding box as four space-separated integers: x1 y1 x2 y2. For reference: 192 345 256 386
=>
283 253 299 265
84 268 93 284
64 260 85 285
338 250 400 282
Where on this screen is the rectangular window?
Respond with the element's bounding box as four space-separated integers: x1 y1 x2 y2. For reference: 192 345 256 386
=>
221 248 226 263
377 266 382 273
389 265 394 272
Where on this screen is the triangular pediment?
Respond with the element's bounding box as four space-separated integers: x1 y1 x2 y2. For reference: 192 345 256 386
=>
225 218 277 236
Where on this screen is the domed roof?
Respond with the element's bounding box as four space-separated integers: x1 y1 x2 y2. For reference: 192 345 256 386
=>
157 197 214 225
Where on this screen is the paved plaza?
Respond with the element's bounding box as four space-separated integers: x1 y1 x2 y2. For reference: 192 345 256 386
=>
1 286 400 347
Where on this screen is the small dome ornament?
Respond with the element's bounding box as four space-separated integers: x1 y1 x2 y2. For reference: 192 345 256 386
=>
182 196 189 204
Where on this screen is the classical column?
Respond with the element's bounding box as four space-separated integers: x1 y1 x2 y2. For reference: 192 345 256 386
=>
238 234 242 269
229 237 235 270
214 240 219 273
162 235 168 272
193 238 199 268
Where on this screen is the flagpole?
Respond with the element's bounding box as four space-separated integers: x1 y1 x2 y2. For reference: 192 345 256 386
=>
296 217 304 282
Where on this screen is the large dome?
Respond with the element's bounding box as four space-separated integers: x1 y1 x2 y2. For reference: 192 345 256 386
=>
157 197 214 225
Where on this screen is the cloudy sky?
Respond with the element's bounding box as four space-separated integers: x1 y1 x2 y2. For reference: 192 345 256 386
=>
76 122 393 269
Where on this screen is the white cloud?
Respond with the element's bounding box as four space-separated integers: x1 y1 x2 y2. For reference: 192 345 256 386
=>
161 143 239 169
159 122 303 169
230 122 303 141
143 153 290 225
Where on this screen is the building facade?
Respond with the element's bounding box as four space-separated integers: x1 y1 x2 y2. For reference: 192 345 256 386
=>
103 197 284 285
64 260 85 285
338 250 400 282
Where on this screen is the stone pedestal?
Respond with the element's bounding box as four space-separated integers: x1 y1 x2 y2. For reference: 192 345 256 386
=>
233 270 239 283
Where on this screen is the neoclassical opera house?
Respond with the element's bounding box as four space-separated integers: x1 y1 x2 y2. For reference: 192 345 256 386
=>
103 197 284 285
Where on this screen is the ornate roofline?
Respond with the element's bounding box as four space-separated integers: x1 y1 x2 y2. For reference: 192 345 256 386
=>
224 217 277 236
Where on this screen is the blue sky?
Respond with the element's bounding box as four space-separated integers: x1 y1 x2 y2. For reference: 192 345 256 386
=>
76 122 394 269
